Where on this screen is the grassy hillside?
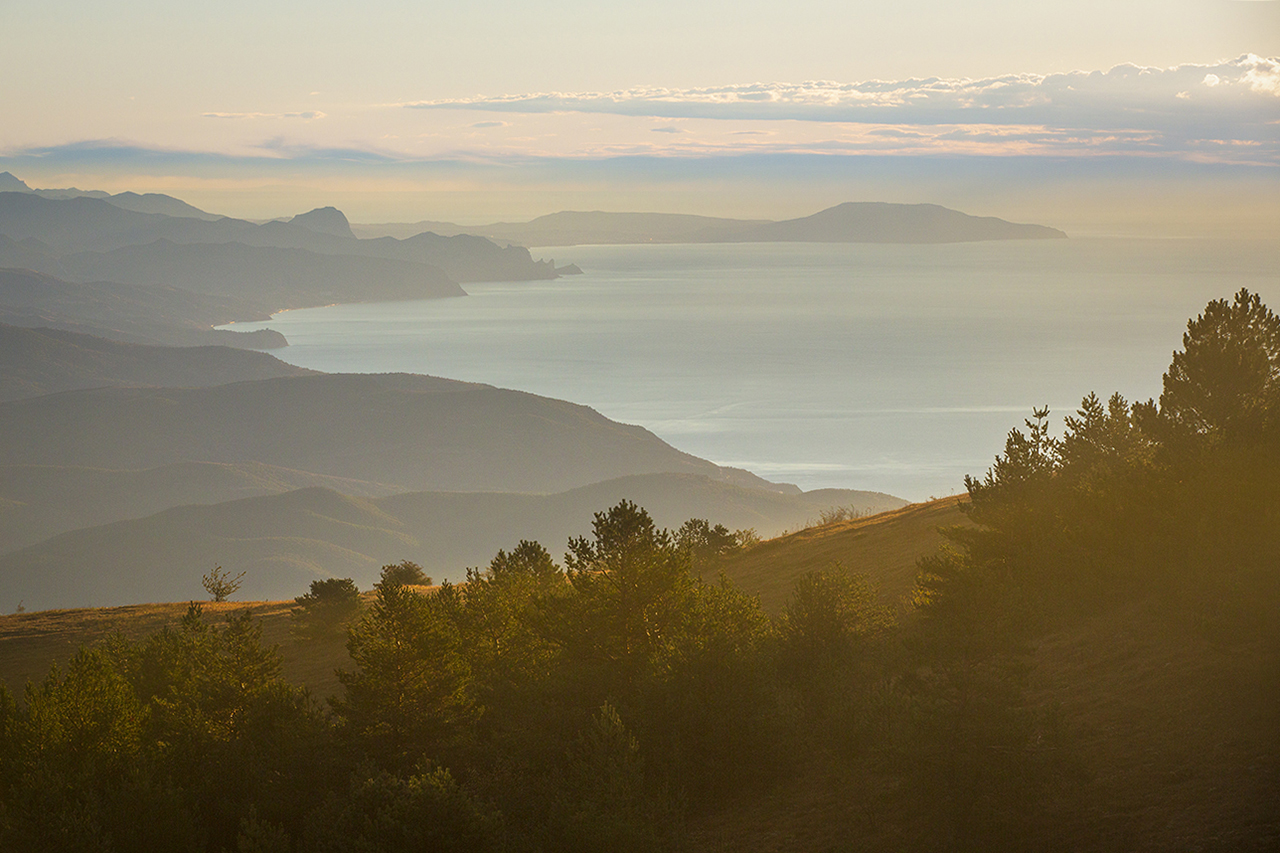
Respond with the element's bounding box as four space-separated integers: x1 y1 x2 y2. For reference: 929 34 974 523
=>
682 594 1280 852
714 496 966 611
0 599 354 704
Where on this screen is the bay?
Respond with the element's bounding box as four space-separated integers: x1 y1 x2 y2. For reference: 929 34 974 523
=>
223 239 1279 501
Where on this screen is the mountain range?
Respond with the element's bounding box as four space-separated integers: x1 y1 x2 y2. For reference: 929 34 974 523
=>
0 323 311 402
354 202 1067 246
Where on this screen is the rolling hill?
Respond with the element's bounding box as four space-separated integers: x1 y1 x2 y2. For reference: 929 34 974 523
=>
0 267 285 348
0 372 780 494
0 324 313 402
0 192 557 283
0 461 398 552
0 475 905 610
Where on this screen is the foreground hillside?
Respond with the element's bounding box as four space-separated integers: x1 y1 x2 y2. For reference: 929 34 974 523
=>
682 593 1280 852
0 497 935 707
1 490 1273 852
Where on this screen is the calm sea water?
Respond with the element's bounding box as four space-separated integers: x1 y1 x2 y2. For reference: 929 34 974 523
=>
224 239 1278 501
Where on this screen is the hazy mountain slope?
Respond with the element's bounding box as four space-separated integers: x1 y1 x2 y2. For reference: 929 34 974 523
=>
0 192 171 253
0 234 60 275
0 267 285 349
0 172 222 220
55 240 464 310
0 324 313 402
99 191 223 220
0 193 556 282
736 201 1067 243
0 488 408 610
289 206 355 238
0 372 756 493
0 476 905 609
0 461 399 554
368 211 770 246
353 204 1065 246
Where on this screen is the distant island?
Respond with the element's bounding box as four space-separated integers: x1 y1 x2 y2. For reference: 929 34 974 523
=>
354 202 1068 246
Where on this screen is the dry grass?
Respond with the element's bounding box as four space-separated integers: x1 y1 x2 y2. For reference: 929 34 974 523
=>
0 599 353 702
1026 597 1280 851
713 496 967 612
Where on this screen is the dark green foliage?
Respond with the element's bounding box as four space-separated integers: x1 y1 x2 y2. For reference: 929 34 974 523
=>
303 767 504 853
292 577 362 638
378 560 432 588
545 704 682 853
674 518 738 572
335 581 477 773
1158 288 1280 445
779 563 894 697
563 500 695 693
0 605 332 853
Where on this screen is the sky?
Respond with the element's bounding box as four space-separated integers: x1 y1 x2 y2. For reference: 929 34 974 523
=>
2 0 1278 231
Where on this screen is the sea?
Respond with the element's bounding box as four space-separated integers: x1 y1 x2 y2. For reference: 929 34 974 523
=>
222 238 1279 502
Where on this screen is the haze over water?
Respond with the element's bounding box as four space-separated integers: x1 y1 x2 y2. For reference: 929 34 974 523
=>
227 239 1278 501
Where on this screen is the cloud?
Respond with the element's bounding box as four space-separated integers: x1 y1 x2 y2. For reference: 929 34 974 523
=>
651 126 686 133
202 111 327 120
471 120 510 128
405 55 1280 136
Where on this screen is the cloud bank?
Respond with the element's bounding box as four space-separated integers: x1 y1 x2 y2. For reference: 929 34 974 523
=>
407 56 1278 124
407 55 1280 154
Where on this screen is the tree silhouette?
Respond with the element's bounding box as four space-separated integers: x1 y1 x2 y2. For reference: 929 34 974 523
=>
1158 288 1280 444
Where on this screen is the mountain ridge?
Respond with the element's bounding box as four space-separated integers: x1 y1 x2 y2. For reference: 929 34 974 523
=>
353 201 1066 246
0 474 906 610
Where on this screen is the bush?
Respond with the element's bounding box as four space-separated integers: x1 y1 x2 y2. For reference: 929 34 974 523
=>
291 578 361 639
378 561 431 588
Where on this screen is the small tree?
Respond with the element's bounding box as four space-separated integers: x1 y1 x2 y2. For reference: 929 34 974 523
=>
378 560 432 589
291 578 362 638
202 565 246 602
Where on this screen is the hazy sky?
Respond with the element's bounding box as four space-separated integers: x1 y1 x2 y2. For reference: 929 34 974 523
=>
2 0 1278 228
